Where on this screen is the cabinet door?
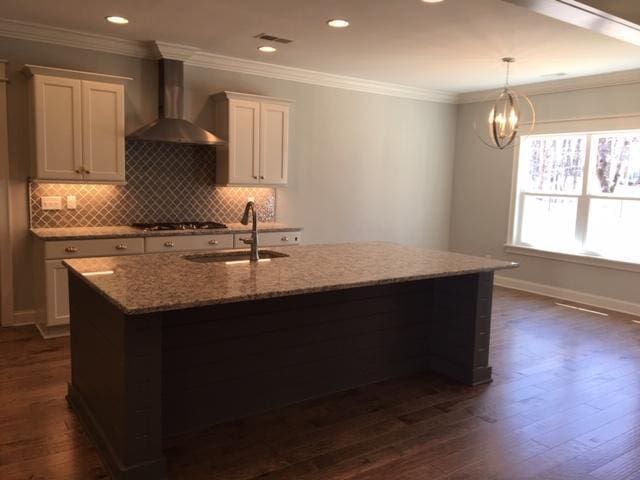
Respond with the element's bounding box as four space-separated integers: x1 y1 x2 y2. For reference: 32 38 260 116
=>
45 260 70 327
82 81 125 182
229 99 260 184
32 75 83 180
259 102 289 185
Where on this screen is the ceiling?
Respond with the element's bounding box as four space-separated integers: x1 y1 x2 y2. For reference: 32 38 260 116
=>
1 0 640 93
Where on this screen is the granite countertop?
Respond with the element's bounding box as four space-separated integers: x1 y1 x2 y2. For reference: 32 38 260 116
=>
64 242 518 315
30 223 302 240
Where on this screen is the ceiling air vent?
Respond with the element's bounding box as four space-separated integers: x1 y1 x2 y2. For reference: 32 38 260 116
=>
254 33 293 44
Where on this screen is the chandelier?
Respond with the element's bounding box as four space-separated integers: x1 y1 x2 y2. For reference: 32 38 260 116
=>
475 58 535 150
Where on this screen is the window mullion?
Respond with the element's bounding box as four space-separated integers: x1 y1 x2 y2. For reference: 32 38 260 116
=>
574 135 592 251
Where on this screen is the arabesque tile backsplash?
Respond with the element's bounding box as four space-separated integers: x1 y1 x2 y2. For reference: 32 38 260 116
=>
30 141 276 228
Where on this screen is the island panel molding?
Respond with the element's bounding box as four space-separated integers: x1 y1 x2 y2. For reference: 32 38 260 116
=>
30 140 275 228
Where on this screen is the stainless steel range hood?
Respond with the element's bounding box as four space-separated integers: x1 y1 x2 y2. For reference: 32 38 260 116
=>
128 58 225 145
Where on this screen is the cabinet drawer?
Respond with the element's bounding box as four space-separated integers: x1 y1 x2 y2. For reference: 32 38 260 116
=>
234 231 301 248
44 237 144 259
145 234 234 253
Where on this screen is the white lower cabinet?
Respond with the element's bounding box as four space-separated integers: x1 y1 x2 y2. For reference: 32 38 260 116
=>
45 260 70 327
234 231 302 248
145 234 234 253
35 230 302 338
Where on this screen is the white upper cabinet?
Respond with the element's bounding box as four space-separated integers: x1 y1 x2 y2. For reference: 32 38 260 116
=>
260 102 289 185
31 75 83 180
213 91 292 186
25 65 130 183
81 81 125 182
228 98 261 184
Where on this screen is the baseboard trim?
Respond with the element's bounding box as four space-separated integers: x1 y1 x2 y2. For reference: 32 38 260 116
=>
494 275 640 317
36 322 69 339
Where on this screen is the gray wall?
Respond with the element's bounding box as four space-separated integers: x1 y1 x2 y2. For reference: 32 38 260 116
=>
450 84 640 305
1 37 457 314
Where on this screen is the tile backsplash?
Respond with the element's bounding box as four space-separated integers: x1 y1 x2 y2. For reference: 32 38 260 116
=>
30 141 276 228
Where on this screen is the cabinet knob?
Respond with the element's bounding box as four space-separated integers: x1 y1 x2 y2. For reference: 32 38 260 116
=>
75 167 82 174
208 239 219 246
260 175 265 180
281 236 290 242
252 175 258 179
84 169 91 174
115 243 128 250
65 246 79 253
164 241 175 248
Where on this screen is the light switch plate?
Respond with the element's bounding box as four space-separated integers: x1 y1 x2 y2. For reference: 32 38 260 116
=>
41 196 62 210
66 195 77 209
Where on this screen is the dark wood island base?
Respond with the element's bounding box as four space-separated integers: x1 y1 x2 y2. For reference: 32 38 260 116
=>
67 271 495 480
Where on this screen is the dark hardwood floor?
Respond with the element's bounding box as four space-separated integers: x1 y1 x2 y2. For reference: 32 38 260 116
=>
2 287 640 479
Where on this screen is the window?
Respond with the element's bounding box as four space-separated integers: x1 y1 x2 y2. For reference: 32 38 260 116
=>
510 130 640 264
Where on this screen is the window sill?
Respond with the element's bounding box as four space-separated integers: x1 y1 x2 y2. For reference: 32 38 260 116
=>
503 244 640 274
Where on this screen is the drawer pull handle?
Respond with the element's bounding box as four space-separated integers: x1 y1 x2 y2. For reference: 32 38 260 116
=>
65 246 79 253
115 243 128 250
164 241 175 248
208 239 219 246
281 236 290 242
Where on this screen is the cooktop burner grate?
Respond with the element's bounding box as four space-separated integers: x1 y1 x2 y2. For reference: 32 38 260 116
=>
132 221 228 231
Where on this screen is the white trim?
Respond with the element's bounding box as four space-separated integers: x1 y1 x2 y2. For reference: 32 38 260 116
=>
12 309 38 326
23 64 132 83
186 50 457 103
3 17 640 104
504 244 640 274
459 69 640 104
0 18 151 58
211 90 295 105
0 18 457 103
0 61 12 327
495 275 640 318
153 41 200 61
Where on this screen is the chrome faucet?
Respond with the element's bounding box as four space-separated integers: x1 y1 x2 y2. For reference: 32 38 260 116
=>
240 201 259 262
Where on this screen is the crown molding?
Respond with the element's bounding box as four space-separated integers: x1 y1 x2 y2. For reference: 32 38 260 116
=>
458 68 640 104
153 40 200 61
0 18 152 58
4 17 639 105
186 49 458 103
0 18 457 103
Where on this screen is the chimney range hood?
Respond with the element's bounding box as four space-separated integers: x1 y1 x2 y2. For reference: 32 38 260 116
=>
128 58 225 145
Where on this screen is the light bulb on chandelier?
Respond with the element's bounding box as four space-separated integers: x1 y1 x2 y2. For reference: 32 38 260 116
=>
474 58 536 150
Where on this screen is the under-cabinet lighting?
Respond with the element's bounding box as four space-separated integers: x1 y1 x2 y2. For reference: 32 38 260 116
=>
258 45 277 53
83 270 115 277
105 16 129 25
225 259 271 265
555 302 608 317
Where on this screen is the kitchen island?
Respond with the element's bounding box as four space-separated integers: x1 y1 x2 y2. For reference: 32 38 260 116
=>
64 242 516 480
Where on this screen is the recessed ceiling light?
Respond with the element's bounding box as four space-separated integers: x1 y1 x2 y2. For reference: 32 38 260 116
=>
258 45 277 53
327 19 350 28
105 16 129 24
421 0 445 3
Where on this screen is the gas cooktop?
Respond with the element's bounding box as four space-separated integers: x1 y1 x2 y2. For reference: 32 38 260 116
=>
131 221 228 232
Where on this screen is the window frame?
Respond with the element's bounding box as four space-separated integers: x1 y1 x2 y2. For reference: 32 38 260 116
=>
506 127 640 271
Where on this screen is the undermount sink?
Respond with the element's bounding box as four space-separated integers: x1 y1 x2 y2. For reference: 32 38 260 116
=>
183 250 290 264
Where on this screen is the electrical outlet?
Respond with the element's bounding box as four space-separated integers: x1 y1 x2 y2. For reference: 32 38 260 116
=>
67 195 77 210
41 196 62 210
